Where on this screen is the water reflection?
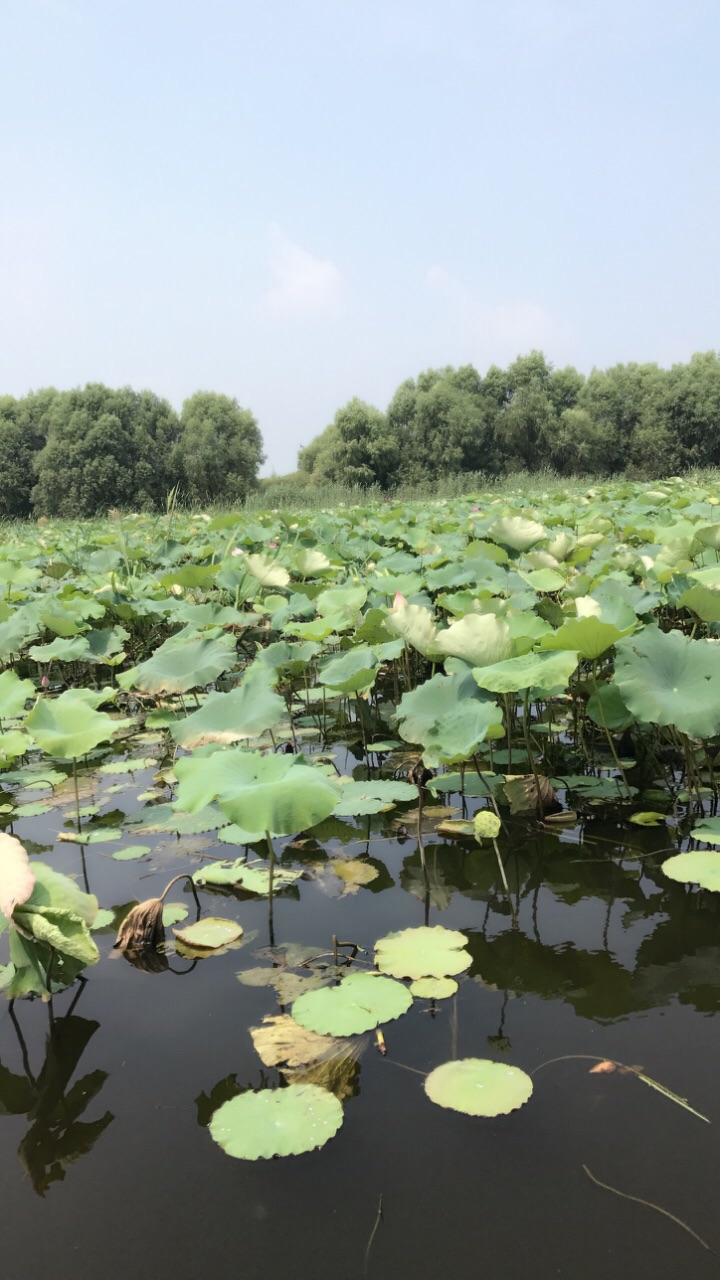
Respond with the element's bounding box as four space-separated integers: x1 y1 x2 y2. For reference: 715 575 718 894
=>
0 994 113 1195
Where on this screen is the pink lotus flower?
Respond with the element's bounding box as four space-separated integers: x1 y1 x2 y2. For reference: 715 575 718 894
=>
392 592 408 610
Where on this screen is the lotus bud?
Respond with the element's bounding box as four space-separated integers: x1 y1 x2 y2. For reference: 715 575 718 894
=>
41 674 49 688
391 592 408 611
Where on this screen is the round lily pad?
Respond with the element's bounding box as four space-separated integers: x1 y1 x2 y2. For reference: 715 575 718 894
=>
292 972 412 1036
410 977 458 999
173 917 243 949
424 1058 533 1116
162 902 189 926
209 1083 343 1159
112 844 152 861
662 851 720 891
375 925 471 981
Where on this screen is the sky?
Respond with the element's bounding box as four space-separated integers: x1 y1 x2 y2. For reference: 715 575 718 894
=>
1 0 719 473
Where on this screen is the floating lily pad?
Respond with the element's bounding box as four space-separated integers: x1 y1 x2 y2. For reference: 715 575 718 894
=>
193 860 302 895
162 902 189 926
292 972 412 1036
424 1058 533 1116
208 1084 343 1159
173 917 243 949
375 925 471 980
112 844 152 861
410 977 458 999
662 851 720 891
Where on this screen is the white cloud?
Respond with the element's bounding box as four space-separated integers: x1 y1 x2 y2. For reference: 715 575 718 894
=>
266 226 342 316
425 265 563 352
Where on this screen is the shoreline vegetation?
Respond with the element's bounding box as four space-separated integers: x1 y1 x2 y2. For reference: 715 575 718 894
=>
2 349 720 519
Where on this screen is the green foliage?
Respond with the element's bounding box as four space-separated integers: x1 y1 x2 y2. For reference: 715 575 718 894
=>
173 391 264 504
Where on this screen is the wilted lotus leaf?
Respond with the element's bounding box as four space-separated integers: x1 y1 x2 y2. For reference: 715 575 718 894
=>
208 1083 343 1160
250 1013 350 1068
173 917 243 949
330 860 378 891
503 774 557 815
238 967 330 1004
424 1058 533 1116
375 925 471 981
292 972 412 1036
662 851 720 891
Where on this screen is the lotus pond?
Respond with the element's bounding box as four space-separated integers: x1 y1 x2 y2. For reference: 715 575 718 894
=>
3 480 720 1278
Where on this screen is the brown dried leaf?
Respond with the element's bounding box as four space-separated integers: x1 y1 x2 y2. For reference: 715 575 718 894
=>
250 1013 350 1068
589 1060 617 1074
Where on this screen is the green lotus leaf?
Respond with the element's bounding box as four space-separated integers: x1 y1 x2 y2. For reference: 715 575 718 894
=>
317 647 380 694
487 515 546 552
0 670 35 720
316 584 367 619
518 567 565 593
23 862 98 925
112 845 152 861
175 750 341 835
375 925 471 980
294 548 332 576
586 681 636 732
472 649 580 695
0 729 32 759
540 615 634 659
410 977 458 999
14 905 99 966
614 626 720 738
208 1084 343 1160
292 972 412 1035
173 917 243 949
123 802 225 834
687 818 720 846
661 850 720 891
678 584 720 623
193 860 302 894
333 779 416 816
29 635 91 662
422 699 504 765
384 604 439 658
424 1058 533 1116
171 671 285 749
162 902 189 926
25 690 123 759
243 553 290 588
433 614 512 668
117 634 236 695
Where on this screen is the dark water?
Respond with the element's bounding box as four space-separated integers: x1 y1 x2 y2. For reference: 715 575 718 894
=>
2 761 720 1280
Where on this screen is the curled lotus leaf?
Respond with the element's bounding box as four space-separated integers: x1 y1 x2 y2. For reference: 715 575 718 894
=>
208 1084 343 1160
375 925 471 981
424 1058 533 1116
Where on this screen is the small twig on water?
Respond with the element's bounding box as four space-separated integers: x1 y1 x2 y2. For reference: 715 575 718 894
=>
364 1194 384 1273
582 1165 712 1254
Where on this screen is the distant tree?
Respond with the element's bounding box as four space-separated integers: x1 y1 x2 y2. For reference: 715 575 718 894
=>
32 385 181 517
173 392 264 505
579 363 665 473
661 351 720 468
298 421 341 483
493 352 558 471
0 389 56 518
549 408 610 475
387 365 493 482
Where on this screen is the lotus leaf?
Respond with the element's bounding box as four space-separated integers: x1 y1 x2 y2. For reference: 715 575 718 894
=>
0 670 35 720
614 626 720 738
384 603 439 657
250 1014 349 1068
317 647 380 694
433 614 512 668
193 860 302 894
112 845 152 861
425 1058 533 1115
171 673 285 749
118 634 236 694
13 905 100 966
333 779 416 816
410 977 458 999
487 515 546 552
375 925 471 980
473 650 580 695
292 972 412 1035
173 918 243 948
25 691 124 759
175 749 341 835
208 1084 343 1160
540 615 634 659
661 851 720 891
689 818 720 845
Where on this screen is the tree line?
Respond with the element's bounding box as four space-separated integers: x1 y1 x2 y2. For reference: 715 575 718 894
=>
295 350 720 489
0 386 264 519
3 350 720 518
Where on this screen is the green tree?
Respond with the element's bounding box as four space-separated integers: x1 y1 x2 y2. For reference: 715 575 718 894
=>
0 389 56 518
549 408 610 475
32 385 180 517
492 352 558 471
173 392 264 505
387 365 494 482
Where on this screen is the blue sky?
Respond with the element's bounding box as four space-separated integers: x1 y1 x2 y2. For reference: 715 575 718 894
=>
1 0 718 472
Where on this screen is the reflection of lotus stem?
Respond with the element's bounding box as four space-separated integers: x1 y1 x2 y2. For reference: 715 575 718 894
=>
522 691 545 819
590 664 632 800
265 830 275 947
